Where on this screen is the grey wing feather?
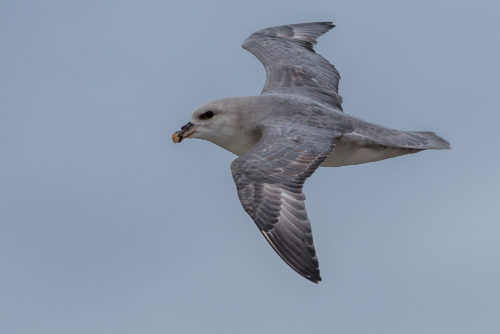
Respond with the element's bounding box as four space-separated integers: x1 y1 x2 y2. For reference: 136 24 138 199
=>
243 22 343 111
231 125 345 283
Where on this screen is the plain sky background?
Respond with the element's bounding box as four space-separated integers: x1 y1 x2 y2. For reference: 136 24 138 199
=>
1 0 499 333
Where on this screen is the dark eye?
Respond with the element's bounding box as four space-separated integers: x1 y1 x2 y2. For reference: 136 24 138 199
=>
199 111 214 120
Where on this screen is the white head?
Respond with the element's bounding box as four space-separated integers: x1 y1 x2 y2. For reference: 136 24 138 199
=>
172 97 260 154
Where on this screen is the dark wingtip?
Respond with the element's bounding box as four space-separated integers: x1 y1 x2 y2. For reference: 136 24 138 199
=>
304 21 336 31
317 21 335 30
309 275 322 284
305 271 322 283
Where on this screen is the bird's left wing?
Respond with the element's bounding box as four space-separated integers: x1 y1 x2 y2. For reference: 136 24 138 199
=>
243 22 343 110
230 124 348 282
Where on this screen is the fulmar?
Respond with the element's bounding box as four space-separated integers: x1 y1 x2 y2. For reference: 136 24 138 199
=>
172 22 450 283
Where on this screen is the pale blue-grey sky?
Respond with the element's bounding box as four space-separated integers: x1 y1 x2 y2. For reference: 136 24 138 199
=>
1 0 499 333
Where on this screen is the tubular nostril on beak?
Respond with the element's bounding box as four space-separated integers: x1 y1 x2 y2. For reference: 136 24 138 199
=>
181 122 194 131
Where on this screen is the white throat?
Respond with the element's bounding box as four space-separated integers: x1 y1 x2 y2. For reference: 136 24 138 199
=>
208 128 260 156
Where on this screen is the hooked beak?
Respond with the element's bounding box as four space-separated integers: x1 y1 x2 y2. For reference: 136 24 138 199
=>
172 122 196 143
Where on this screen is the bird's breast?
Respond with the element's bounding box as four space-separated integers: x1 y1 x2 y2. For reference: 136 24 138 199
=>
211 130 261 156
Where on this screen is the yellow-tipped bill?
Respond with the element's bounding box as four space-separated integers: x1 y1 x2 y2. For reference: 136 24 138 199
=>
172 121 195 143
172 132 181 143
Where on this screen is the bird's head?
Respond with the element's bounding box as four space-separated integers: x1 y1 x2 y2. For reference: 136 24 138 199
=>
172 98 247 145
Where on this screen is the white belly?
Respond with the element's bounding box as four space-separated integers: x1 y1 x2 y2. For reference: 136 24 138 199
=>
323 146 389 167
322 135 419 167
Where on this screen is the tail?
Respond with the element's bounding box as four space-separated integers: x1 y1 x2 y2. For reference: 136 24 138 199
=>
409 131 451 150
346 118 450 152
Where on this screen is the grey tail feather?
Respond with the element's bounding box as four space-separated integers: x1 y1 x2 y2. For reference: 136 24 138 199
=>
411 131 451 150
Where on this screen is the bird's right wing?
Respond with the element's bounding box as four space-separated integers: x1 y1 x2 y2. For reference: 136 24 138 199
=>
243 22 343 111
230 123 349 283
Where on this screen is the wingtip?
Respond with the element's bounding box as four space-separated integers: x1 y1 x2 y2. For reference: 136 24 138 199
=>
306 272 322 283
318 21 336 29
310 275 322 284
308 21 336 30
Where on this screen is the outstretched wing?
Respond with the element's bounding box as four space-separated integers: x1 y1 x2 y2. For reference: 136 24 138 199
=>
231 125 343 283
243 22 343 111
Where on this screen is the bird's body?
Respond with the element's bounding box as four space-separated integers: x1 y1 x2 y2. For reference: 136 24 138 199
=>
173 22 449 283
197 94 448 167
